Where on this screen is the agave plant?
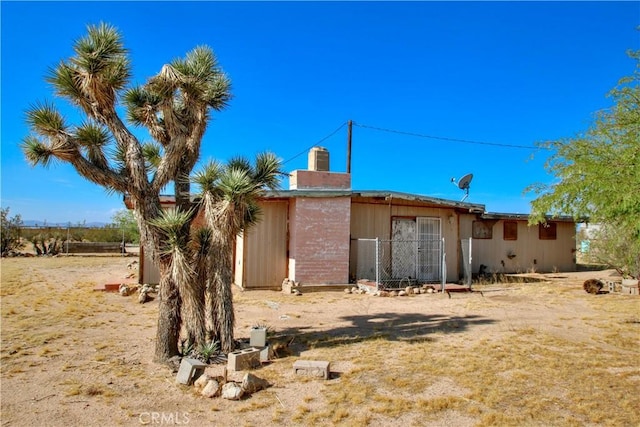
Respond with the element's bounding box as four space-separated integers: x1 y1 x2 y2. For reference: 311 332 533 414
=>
196 340 220 364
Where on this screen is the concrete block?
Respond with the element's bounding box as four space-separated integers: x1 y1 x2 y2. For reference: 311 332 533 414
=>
259 343 272 363
250 328 267 347
175 358 208 385
227 347 261 371
293 360 330 379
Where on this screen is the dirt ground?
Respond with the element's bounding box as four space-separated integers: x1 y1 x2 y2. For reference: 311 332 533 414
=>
1 255 638 427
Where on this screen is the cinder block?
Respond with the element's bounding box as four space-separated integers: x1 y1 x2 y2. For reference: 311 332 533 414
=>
259 343 272 363
175 358 208 385
250 328 267 347
227 347 261 371
293 360 330 379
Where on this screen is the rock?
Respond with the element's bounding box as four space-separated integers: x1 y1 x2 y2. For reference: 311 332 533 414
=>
201 379 220 398
141 284 154 294
398 290 407 296
390 291 399 297
344 288 351 294
193 374 211 391
427 288 435 294
241 373 269 394
221 382 244 400
293 289 302 296
405 286 413 295
351 287 358 293
119 284 130 296
379 291 390 297
138 290 150 304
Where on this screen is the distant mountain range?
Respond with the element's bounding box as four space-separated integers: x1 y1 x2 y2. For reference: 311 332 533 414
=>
22 220 108 228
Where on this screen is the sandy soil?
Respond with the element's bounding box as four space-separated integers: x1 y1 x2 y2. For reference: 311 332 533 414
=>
0 255 637 426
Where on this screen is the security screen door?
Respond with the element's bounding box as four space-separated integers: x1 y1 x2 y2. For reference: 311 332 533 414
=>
416 217 441 281
391 217 441 282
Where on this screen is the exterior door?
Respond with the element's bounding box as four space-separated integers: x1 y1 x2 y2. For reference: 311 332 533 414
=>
391 217 442 282
391 218 416 279
417 217 441 281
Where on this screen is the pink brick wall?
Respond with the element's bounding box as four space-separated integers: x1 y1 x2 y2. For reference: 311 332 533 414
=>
290 170 351 190
288 196 351 284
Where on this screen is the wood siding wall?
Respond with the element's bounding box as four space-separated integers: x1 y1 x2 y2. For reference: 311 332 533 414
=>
235 200 289 289
349 200 460 282
459 214 576 274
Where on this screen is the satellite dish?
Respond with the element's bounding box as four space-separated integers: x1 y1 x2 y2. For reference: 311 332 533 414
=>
457 173 473 190
451 173 473 202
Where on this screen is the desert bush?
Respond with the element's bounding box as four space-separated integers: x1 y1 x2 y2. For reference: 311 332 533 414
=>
1 208 24 256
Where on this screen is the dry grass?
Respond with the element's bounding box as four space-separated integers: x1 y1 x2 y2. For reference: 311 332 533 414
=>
1 257 638 426
274 327 638 426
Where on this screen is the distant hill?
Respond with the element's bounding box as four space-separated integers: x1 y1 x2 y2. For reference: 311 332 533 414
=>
22 220 108 228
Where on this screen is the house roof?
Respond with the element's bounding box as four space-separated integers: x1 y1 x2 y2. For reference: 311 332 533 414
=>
125 190 576 223
480 212 577 222
263 189 486 213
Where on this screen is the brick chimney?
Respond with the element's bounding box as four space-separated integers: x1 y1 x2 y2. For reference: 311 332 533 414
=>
289 147 351 190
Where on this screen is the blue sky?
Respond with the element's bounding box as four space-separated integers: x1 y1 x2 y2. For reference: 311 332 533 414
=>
1 1 638 224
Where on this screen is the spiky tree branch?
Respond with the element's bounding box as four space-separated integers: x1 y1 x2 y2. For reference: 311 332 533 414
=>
23 23 232 363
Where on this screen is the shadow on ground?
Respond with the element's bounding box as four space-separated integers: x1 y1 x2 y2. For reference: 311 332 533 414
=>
271 312 495 355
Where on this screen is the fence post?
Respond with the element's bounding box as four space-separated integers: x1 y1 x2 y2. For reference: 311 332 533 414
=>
441 237 446 293
375 237 380 291
468 237 473 289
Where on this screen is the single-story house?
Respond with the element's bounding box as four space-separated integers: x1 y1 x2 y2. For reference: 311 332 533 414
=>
131 148 577 288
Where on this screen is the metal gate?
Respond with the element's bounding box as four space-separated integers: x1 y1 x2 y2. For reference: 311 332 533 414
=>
352 218 445 290
391 217 441 282
417 217 442 281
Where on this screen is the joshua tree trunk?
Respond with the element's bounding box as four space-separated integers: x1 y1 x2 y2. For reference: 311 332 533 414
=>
174 165 208 348
180 278 207 347
211 238 235 353
154 258 182 363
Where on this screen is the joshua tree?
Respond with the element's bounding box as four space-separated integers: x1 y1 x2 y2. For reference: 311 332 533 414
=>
149 153 282 353
194 154 282 352
22 23 231 363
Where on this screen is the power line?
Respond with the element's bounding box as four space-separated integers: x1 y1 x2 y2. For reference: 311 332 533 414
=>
283 120 544 167
353 122 544 150
282 122 347 165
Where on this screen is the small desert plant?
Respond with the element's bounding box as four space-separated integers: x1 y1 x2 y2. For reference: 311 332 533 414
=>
179 339 194 357
196 340 220 363
1 208 23 256
31 234 63 256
